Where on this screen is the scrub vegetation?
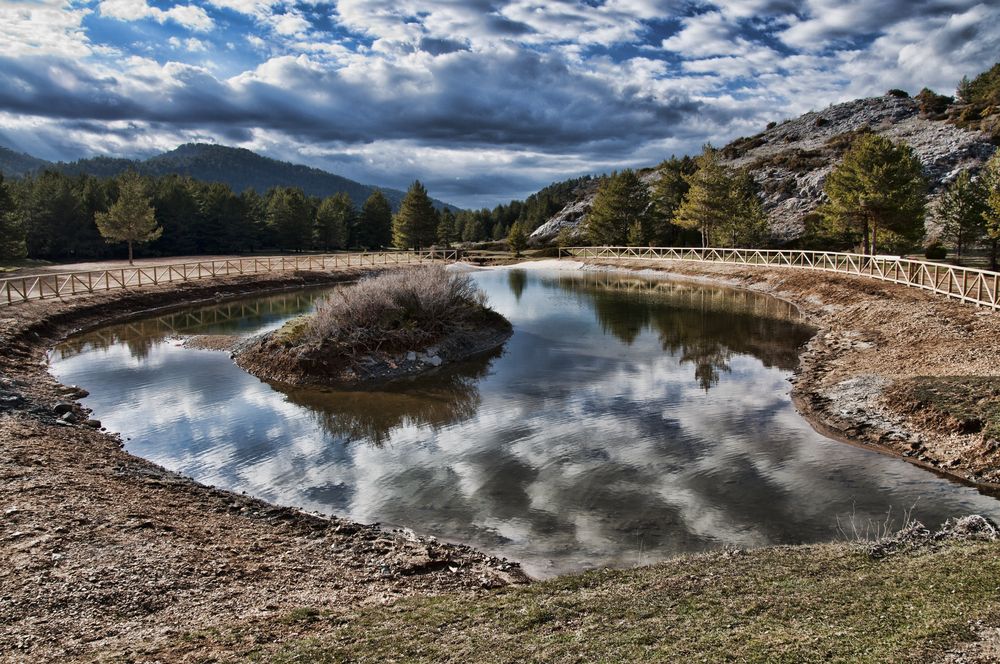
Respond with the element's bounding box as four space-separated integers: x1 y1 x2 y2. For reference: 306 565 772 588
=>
306 266 490 353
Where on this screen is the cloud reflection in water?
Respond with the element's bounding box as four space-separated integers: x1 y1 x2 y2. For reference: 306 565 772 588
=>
50 269 1000 577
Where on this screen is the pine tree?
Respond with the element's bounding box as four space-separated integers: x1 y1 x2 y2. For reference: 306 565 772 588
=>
315 193 353 250
240 188 270 252
266 187 312 251
719 169 769 248
492 222 508 242
649 156 695 245
356 189 392 249
0 174 25 260
436 208 458 246
461 215 485 243
392 181 437 249
673 147 731 247
585 169 652 246
821 134 926 255
937 170 986 261
982 153 1000 270
94 171 161 265
507 221 528 256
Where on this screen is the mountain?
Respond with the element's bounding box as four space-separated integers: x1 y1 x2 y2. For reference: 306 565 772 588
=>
0 146 51 178
0 143 457 212
529 93 998 245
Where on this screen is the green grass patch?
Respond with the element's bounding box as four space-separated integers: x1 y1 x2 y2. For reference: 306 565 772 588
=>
261 542 1000 663
901 376 1000 439
272 316 312 347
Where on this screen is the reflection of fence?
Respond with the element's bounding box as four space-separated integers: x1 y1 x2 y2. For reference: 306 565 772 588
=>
0 251 458 306
55 292 325 360
559 246 1000 310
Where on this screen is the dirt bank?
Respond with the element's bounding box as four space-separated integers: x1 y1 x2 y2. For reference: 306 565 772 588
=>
585 258 1000 489
0 268 527 663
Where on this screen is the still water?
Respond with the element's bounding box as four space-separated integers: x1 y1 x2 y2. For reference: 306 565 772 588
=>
50 268 1000 577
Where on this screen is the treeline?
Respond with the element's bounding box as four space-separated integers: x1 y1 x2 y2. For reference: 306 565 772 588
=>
578 151 766 248
0 165 595 261
443 176 593 244
0 170 396 261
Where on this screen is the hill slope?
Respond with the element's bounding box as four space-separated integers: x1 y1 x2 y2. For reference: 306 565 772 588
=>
0 143 456 211
0 146 51 178
530 94 997 245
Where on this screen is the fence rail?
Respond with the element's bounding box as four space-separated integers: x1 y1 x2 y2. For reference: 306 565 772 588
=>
0 250 459 306
558 246 1000 310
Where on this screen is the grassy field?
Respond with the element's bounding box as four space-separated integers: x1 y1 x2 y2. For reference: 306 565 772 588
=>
196 541 1000 663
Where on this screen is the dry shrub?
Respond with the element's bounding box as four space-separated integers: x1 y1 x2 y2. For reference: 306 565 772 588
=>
307 266 489 353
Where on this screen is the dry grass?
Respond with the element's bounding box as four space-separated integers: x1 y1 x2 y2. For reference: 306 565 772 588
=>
247 541 1000 663
306 266 488 353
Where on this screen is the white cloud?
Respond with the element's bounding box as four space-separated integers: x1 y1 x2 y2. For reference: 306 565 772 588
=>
661 11 754 57
268 10 312 37
99 0 214 32
170 36 209 52
0 0 93 58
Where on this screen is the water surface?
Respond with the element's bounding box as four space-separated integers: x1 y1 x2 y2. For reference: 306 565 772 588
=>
50 268 1000 577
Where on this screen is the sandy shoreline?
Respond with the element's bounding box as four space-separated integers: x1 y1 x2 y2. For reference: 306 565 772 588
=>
3 258 1000 660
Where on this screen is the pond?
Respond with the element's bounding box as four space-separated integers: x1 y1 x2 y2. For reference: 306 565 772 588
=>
49 267 1000 577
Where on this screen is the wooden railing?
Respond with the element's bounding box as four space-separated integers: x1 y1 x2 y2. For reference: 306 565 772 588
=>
559 246 1000 310
0 250 459 306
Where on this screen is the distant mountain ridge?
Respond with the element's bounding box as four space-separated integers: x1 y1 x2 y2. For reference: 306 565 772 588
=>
0 143 457 212
0 146 50 178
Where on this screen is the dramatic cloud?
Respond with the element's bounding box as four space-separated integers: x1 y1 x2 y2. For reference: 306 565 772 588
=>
0 0 997 206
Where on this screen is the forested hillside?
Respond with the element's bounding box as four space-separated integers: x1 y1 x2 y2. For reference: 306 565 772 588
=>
0 147 50 178
0 143 455 212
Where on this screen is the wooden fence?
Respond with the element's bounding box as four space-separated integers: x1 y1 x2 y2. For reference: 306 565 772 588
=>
0 250 458 306
559 246 1000 310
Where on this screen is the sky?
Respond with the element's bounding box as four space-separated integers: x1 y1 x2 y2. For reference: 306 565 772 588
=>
0 1 998 208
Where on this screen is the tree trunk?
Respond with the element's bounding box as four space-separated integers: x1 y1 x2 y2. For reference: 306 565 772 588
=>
991 239 998 271
128 241 133 266
871 217 878 256
862 217 871 255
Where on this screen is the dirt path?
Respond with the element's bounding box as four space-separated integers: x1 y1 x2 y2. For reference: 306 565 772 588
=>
1 254 263 277
0 268 526 663
585 258 1000 488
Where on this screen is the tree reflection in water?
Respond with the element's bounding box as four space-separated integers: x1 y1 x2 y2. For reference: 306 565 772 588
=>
544 273 815 390
271 345 504 447
55 289 330 361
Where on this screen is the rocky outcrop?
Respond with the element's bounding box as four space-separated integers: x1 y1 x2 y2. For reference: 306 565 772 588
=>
529 94 997 246
528 178 602 245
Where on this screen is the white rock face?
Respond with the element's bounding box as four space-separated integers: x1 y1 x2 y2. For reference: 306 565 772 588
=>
529 95 997 246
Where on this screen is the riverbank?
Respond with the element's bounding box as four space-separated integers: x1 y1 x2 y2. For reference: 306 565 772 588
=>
0 268 527 662
3 261 1000 661
571 258 1000 490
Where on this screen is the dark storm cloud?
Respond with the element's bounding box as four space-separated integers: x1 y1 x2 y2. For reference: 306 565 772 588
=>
417 37 470 54
0 49 701 155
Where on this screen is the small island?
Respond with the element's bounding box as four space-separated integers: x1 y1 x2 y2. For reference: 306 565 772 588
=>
234 266 512 387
